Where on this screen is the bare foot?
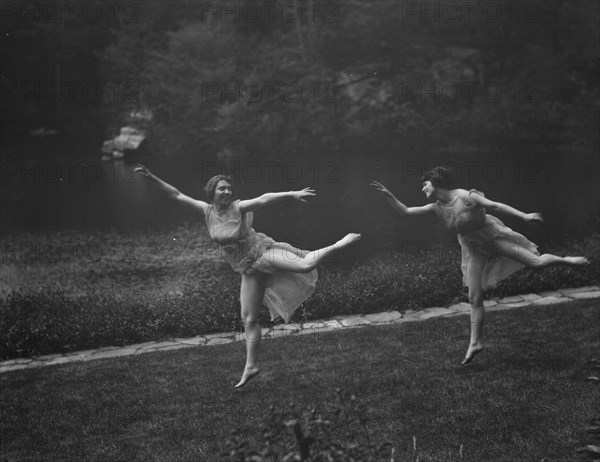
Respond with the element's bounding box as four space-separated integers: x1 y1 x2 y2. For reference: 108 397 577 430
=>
336 233 361 248
564 256 590 266
461 343 484 365
234 366 260 388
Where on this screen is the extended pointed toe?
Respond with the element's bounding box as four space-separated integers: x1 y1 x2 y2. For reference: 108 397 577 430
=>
461 345 484 366
234 367 260 388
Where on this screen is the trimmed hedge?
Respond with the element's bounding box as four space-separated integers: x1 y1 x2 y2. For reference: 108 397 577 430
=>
1 234 598 359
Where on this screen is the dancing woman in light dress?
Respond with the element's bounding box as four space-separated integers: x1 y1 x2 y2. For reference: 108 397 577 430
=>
372 166 589 365
136 167 360 386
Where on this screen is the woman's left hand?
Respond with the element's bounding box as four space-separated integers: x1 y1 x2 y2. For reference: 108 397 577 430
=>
292 188 316 202
524 212 543 224
133 164 152 177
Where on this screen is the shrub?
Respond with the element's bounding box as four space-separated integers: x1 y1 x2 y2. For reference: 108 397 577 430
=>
575 358 600 461
224 389 394 462
0 233 597 359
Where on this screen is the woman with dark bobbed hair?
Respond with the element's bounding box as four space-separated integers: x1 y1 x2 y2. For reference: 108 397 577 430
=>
135 166 360 387
372 166 589 365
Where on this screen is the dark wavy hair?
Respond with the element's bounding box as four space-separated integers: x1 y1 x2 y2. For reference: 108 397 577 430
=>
420 166 455 189
204 175 233 202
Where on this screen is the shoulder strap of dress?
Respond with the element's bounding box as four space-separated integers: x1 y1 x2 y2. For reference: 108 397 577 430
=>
204 204 214 227
467 189 485 206
432 200 444 216
231 199 251 223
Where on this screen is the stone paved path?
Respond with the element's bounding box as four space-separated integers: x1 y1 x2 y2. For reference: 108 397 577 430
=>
1 285 598 374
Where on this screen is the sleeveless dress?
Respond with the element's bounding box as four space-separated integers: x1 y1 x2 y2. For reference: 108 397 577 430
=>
433 190 540 290
205 199 318 322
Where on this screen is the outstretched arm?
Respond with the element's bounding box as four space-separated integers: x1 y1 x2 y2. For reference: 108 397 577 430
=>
370 181 435 216
239 188 315 212
468 193 543 224
134 165 209 214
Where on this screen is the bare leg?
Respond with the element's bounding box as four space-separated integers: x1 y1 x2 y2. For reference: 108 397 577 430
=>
234 273 265 388
459 238 589 366
462 252 486 365
262 233 361 273
493 238 590 268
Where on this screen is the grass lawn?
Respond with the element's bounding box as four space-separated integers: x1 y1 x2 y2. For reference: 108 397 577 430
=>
1 300 599 462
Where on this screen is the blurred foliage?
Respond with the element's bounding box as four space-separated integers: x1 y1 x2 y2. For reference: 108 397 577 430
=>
95 0 599 159
1 1 598 239
3 1 597 155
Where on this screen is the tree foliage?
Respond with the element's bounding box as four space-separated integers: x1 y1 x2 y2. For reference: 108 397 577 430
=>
3 1 597 157
2 1 598 237
95 0 599 161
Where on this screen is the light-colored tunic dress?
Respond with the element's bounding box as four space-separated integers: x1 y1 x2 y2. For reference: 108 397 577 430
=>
433 190 540 290
205 200 318 322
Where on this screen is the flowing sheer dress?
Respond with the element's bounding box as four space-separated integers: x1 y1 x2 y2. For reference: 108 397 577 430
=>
433 190 540 290
205 200 318 322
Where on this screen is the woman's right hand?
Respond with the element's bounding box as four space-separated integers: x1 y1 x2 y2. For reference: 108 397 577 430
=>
370 181 392 197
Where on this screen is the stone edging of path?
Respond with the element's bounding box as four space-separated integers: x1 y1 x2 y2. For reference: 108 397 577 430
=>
1 285 598 374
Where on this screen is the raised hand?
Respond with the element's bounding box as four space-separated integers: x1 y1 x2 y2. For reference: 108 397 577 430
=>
524 212 544 225
370 181 392 196
293 187 316 202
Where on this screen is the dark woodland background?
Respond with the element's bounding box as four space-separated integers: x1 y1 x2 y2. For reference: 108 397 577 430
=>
1 0 598 253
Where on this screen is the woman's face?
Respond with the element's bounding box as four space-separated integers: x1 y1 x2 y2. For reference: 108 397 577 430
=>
214 180 233 205
422 180 435 199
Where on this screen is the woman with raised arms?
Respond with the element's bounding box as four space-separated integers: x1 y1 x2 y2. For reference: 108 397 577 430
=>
136 166 360 386
372 166 589 365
